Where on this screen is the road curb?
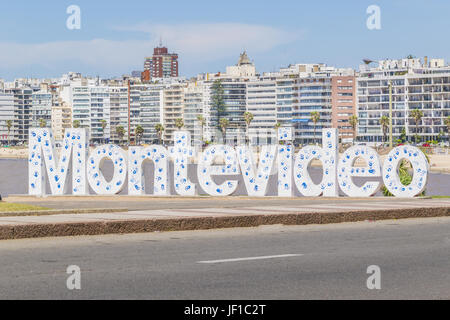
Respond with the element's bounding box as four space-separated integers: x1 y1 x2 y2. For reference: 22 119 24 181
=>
0 208 128 217
0 206 448 240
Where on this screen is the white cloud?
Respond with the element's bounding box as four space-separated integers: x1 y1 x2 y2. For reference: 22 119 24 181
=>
0 23 303 78
115 22 302 58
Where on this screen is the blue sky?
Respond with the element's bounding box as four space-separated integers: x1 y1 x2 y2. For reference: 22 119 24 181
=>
0 0 449 80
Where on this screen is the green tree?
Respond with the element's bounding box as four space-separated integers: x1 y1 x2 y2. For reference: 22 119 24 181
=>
211 80 225 132
219 118 229 144
100 120 107 143
380 115 389 144
445 116 450 144
175 118 184 130
135 125 144 145
39 118 46 128
349 115 358 145
310 111 320 144
274 122 281 130
243 111 254 144
72 120 81 128
399 127 407 144
6 120 12 145
410 108 424 145
155 123 164 145
116 126 125 145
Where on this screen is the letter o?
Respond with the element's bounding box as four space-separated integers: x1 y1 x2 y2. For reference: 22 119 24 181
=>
87 145 127 194
382 146 428 198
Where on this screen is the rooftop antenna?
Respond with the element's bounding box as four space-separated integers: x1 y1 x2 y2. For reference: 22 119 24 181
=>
159 36 163 47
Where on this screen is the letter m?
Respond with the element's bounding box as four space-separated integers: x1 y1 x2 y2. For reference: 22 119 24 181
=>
28 128 88 195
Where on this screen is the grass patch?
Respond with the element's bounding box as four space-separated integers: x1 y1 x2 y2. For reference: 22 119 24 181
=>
0 202 49 212
431 196 450 199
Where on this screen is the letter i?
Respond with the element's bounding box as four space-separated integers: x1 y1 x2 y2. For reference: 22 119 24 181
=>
277 145 293 197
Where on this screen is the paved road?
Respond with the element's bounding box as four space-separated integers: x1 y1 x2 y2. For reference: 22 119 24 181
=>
0 217 449 299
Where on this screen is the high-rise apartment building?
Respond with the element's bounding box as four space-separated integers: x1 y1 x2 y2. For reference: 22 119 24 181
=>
162 84 184 144
246 77 277 145
31 89 53 129
0 92 14 144
331 75 357 143
183 82 205 145
143 46 179 81
5 87 33 143
109 86 129 144
357 57 450 145
140 85 164 144
51 101 72 142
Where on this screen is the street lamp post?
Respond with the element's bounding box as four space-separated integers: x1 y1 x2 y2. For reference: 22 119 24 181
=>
388 80 393 148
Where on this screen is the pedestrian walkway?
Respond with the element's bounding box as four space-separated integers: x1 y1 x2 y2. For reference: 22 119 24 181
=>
0 198 449 240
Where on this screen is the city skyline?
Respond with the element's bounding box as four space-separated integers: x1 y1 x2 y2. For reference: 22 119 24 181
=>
0 0 450 80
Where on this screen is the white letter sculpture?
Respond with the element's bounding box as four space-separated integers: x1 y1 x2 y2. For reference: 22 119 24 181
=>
29 128 87 195
170 131 196 196
293 129 338 197
87 145 127 195
128 146 169 195
382 145 429 197
277 127 293 197
197 145 240 196
337 145 382 197
237 145 276 196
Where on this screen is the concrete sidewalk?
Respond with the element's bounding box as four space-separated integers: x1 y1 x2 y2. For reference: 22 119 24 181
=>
0 198 449 240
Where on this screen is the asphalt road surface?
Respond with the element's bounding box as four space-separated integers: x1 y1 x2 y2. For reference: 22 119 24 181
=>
0 217 449 299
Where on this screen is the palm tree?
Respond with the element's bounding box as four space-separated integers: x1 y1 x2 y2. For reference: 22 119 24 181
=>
310 111 320 144
410 109 424 145
39 118 46 128
219 118 229 144
100 120 107 144
243 111 254 144
444 116 450 145
197 115 206 142
73 120 80 128
6 120 12 146
116 126 125 145
135 125 144 146
155 123 164 145
380 115 389 145
349 115 358 145
175 118 184 130
274 122 281 130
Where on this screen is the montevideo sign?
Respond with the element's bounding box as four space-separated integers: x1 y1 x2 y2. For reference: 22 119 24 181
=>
27 128 429 198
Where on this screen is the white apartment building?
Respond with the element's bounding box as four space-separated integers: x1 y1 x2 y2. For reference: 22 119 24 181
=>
31 89 52 129
51 101 72 142
69 85 111 143
109 86 129 144
140 85 164 144
183 82 205 146
0 92 14 144
357 57 450 145
5 87 33 143
162 83 184 144
246 77 277 145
